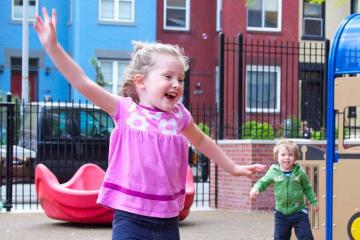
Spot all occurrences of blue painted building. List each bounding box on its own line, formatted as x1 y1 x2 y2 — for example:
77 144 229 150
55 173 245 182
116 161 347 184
0 0 156 101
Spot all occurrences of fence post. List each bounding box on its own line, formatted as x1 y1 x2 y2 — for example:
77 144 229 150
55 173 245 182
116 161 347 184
4 93 14 212
218 32 224 140
237 33 244 139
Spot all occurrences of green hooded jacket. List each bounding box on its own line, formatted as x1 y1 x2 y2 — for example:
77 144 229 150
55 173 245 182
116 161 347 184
252 163 318 215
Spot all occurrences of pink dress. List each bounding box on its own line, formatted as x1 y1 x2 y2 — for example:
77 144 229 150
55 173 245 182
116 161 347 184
97 97 192 218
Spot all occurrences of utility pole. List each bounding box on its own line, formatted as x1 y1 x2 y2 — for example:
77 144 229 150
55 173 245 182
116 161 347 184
22 0 29 102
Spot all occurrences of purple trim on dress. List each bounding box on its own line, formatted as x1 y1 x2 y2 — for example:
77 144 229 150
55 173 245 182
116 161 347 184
104 182 185 201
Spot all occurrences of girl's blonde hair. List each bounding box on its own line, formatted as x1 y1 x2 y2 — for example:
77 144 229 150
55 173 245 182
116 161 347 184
119 41 189 103
273 139 299 161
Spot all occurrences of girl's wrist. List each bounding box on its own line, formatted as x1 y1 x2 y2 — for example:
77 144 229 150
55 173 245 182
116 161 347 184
233 165 247 176
46 42 60 57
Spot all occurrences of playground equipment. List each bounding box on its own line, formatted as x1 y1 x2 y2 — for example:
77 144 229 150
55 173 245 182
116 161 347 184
179 166 195 221
326 13 360 240
35 163 195 224
35 163 113 224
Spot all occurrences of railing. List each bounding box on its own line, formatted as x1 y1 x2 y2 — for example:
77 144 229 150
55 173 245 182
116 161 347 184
218 33 330 140
0 96 212 211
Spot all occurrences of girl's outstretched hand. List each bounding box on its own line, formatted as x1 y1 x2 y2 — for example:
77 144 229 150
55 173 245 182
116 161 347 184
33 7 57 53
233 164 267 178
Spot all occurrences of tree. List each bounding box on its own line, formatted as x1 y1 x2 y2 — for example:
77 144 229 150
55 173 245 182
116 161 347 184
90 57 106 87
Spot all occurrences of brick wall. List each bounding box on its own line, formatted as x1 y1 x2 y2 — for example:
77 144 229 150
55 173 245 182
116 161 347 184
210 140 327 212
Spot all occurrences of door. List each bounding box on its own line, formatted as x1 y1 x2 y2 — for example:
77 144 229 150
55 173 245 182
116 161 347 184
10 70 38 101
301 81 323 129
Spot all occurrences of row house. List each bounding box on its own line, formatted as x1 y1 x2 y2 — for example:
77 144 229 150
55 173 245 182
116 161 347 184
0 0 156 101
217 0 359 137
0 0 359 126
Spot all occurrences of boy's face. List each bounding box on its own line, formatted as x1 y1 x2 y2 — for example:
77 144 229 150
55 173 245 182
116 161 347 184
277 145 296 171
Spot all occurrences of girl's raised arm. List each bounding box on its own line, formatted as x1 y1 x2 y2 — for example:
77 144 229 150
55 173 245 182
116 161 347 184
33 7 118 115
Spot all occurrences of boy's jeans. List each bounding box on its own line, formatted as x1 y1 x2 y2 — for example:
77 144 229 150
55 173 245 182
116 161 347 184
274 209 314 240
112 210 180 240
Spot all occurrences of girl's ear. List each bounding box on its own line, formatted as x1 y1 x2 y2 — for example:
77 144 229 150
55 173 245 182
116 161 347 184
133 74 145 89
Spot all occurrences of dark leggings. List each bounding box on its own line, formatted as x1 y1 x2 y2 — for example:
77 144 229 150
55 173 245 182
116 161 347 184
112 210 180 240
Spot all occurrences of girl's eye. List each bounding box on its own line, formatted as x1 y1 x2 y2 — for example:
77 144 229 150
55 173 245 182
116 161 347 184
178 79 185 84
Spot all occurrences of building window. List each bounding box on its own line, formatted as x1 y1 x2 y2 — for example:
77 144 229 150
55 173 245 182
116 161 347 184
302 0 325 39
164 0 190 31
247 0 281 32
99 60 128 94
12 0 38 21
245 65 281 113
99 0 135 23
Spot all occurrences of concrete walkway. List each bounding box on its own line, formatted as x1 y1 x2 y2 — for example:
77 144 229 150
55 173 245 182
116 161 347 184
0 209 274 240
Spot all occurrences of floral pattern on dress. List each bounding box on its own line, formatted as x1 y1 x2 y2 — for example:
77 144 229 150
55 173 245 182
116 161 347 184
126 112 149 131
158 119 178 135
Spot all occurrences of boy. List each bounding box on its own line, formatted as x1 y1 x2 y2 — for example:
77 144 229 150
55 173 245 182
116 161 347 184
250 139 318 240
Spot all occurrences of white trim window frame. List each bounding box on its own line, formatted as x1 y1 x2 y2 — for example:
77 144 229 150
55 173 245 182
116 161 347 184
302 0 324 39
247 0 282 32
164 0 190 31
12 0 39 21
99 59 129 94
245 65 281 113
216 0 222 31
99 0 135 23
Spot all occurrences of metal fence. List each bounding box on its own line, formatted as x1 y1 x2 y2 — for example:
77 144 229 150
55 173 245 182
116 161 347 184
0 96 211 211
218 33 330 140
4 35 360 212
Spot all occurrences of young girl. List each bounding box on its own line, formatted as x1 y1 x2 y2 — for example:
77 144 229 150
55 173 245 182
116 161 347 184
34 8 266 240
250 140 318 240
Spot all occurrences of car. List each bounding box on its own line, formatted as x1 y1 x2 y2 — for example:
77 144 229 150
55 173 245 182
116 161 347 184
0 103 37 184
0 145 36 184
18 102 114 183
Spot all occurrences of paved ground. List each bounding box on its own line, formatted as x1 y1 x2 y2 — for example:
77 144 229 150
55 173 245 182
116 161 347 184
0 209 274 240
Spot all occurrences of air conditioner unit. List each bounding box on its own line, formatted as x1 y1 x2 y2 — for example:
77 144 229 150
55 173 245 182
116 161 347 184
303 17 323 38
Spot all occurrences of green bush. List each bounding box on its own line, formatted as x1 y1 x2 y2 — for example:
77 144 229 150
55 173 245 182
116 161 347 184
312 129 325 140
241 120 274 139
311 127 350 140
197 122 210 136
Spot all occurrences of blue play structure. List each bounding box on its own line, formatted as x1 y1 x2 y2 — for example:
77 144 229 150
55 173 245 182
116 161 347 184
327 13 360 240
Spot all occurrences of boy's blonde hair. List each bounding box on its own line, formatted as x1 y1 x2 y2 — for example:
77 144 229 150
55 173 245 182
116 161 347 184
273 139 299 161
119 41 189 103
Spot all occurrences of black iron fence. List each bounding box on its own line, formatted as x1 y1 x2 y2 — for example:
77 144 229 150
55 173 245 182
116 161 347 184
3 34 360 212
218 33 330 140
0 96 211 211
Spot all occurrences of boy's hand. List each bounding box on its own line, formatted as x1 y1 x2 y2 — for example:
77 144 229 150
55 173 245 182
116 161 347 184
250 189 259 200
312 205 319 212
33 7 57 53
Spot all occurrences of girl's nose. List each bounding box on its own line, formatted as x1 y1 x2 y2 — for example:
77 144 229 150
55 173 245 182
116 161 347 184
172 79 181 88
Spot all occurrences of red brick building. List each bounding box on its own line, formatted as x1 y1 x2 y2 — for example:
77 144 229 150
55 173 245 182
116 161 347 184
156 0 219 105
